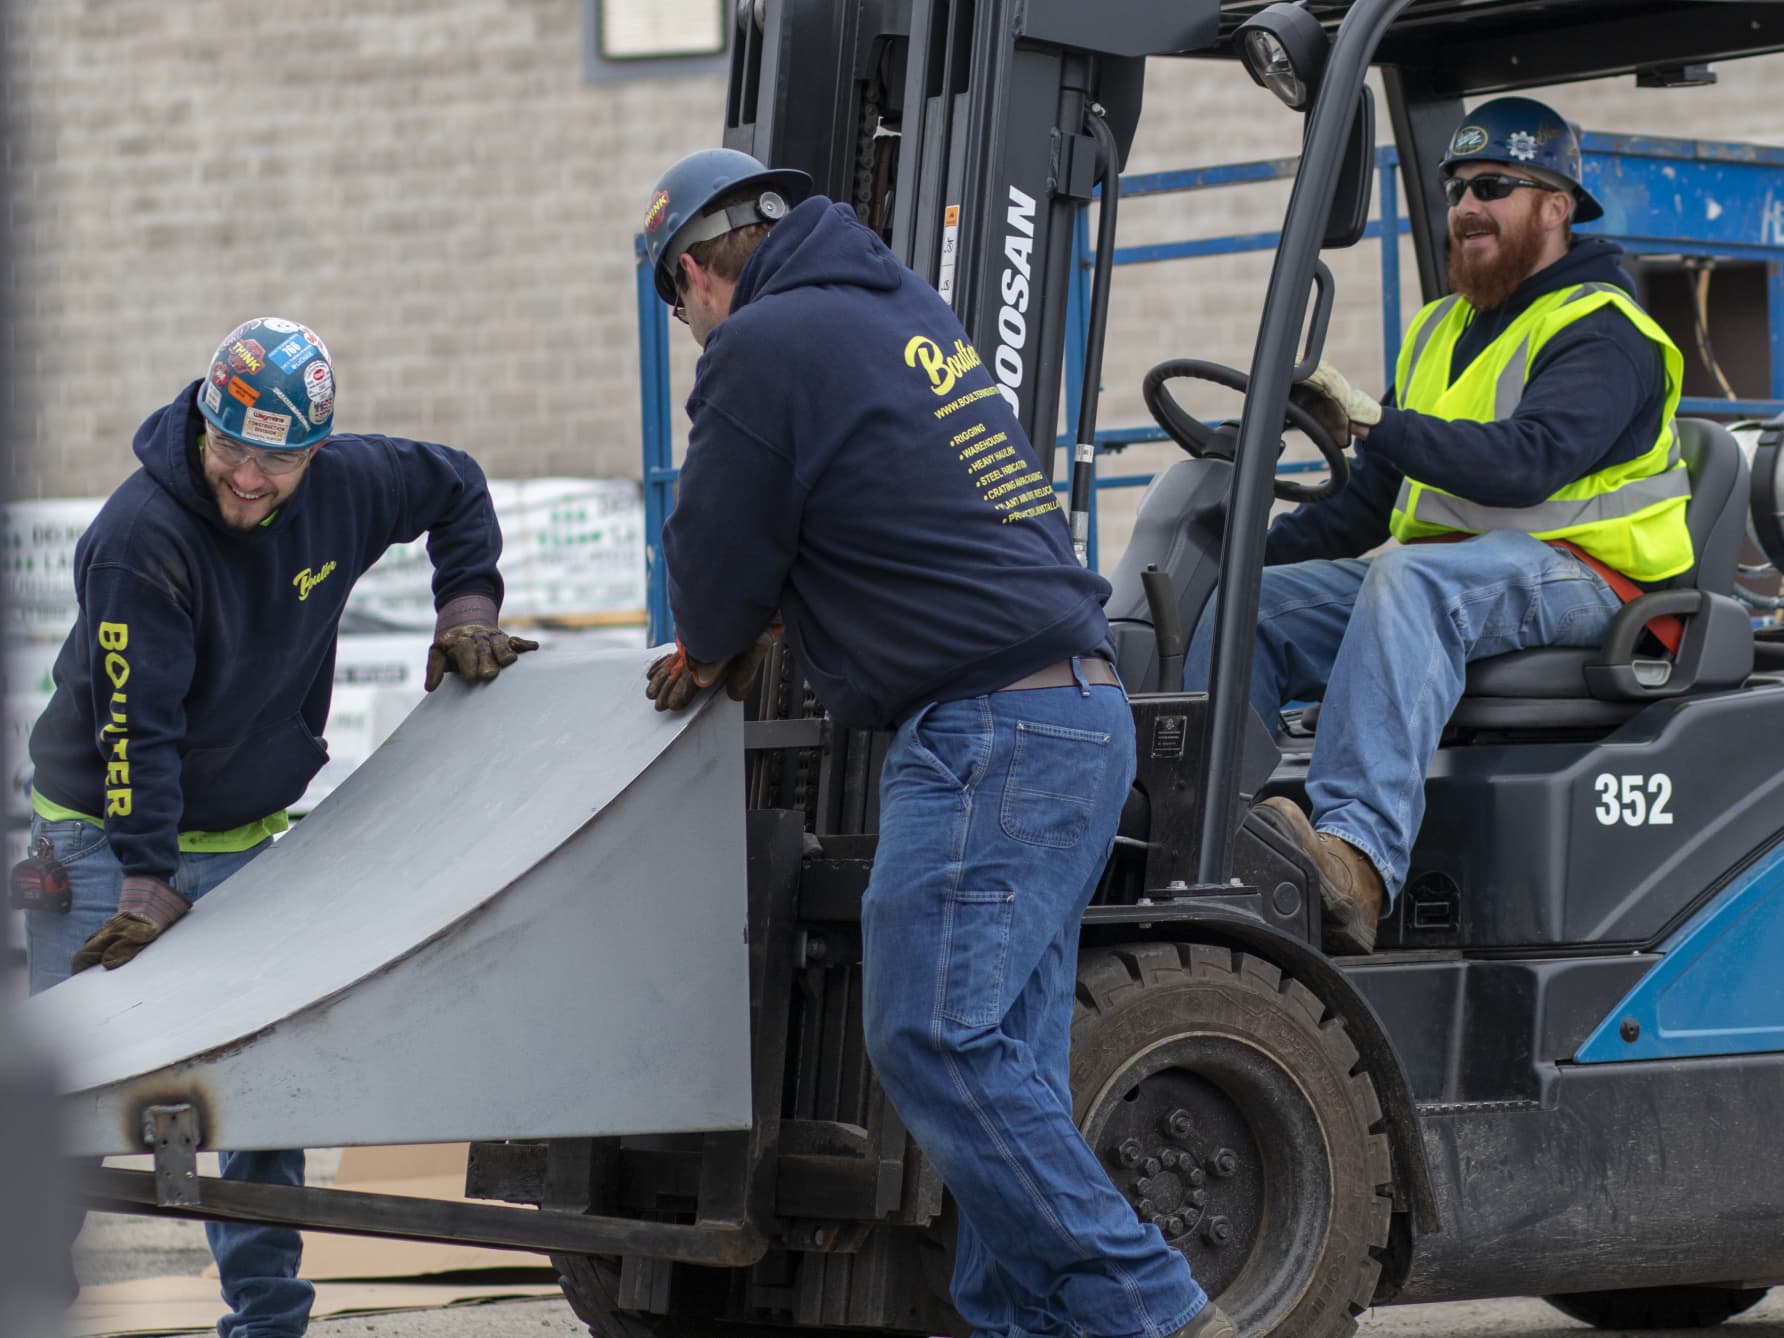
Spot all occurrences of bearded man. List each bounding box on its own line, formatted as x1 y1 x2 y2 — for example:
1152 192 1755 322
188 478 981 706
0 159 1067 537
1182 96 1690 954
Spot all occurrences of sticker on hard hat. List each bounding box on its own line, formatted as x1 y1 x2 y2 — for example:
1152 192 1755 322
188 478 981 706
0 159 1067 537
210 361 230 388
1450 125 1488 156
228 338 266 376
1506 131 1539 162
260 318 301 333
227 376 259 408
644 189 671 233
270 385 310 423
240 408 292 446
304 360 334 424
270 334 319 374
304 361 333 402
202 381 222 415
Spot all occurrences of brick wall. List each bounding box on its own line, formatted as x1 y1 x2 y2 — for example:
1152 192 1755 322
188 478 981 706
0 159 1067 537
4 1 1780 534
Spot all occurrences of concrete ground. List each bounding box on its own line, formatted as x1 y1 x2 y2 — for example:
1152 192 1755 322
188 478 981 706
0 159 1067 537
70 1203 1784 1337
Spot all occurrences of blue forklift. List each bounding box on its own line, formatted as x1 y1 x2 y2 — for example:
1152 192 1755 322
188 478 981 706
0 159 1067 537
542 2 1784 1335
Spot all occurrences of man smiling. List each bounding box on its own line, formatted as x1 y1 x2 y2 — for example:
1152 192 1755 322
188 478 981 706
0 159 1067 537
20 316 536 1337
1184 97 1691 955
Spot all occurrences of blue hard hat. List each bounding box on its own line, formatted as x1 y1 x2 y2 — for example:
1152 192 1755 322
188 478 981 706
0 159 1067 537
1440 96 1603 223
643 148 812 304
197 318 336 449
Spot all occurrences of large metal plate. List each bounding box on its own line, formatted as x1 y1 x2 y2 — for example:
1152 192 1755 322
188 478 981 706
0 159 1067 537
23 647 752 1156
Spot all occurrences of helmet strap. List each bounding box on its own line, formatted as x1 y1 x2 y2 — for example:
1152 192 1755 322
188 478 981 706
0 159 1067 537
667 191 790 272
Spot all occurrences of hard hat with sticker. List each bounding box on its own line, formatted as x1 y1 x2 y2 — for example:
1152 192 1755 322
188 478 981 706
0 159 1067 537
641 148 812 303
1439 96 1603 222
196 317 336 449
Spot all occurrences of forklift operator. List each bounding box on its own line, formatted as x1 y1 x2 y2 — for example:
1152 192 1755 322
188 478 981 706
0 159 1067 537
20 317 536 1337
642 148 1236 1338
1189 97 1690 955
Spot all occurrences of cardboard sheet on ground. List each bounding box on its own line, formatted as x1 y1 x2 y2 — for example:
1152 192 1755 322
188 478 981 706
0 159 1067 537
294 1142 555 1279
69 1144 560 1337
67 1278 562 1338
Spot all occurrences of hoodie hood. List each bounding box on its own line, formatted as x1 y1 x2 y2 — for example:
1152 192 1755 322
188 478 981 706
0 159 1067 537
729 198 902 314
136 380 306 537
1509 235 1635 305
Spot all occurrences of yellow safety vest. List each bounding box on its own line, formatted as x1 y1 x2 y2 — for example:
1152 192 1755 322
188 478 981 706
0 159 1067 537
1387 282 1693 581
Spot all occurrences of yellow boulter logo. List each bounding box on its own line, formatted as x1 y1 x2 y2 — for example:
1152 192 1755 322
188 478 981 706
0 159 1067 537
293 561 337 601
97 621 132 816
905 335 984 397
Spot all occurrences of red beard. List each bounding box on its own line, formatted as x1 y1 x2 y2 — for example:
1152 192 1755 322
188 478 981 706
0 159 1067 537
1446 203 1549 311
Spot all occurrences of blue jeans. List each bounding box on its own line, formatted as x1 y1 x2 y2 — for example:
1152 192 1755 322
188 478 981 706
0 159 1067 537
1184 531 1622 897
861 665 1207 1338
25 815 314 1338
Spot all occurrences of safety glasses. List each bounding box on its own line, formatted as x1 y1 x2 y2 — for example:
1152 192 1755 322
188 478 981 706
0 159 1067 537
1442 173 1560 207
204 430 311 476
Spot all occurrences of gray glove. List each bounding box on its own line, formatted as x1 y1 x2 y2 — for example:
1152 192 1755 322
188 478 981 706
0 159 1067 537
71 875 191 972
426 594 540 692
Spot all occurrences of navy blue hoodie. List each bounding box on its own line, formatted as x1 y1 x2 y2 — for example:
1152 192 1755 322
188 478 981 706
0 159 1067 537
28 383 504 877
1267 237 1669 564
663 198 1110 729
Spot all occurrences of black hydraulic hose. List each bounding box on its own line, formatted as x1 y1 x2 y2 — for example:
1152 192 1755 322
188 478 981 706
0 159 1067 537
1068 106 1121 567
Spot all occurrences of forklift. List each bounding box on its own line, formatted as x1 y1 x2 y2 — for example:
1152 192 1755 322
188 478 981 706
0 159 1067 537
524 3 1784 1336
69 2 1784 1335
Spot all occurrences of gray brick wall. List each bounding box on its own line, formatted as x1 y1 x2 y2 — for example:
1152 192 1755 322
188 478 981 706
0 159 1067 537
4 1 1780 537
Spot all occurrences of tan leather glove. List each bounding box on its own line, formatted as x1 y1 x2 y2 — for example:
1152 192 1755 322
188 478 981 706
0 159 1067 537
71 875 191 972
646 628 779 712
722 627 780 702
425 594 540 692
646 640 729 712
1295 361 1382 439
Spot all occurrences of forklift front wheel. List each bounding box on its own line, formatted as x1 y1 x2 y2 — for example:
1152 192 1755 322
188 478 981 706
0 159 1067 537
1072 942 1392 1338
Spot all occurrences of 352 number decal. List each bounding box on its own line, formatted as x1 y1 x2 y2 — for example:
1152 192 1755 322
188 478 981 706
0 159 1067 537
1593 773 1674 827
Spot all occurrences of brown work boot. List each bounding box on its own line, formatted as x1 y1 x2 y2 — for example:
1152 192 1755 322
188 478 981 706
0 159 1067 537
1257 796 1385 954
1169 1303 1237 1338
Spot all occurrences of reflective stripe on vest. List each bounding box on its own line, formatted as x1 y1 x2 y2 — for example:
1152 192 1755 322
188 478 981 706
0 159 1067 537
1387 280 1693 582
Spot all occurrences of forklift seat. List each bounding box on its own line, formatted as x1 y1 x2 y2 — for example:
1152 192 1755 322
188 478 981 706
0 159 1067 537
1449 418 1756 731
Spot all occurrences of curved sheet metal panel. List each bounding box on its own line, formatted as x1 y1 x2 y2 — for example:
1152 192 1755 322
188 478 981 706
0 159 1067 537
24 646 752 1156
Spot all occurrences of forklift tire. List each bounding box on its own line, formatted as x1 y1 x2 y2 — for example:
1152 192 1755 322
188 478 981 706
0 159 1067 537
1072 943 1393 1338
554 1255 673 1338
1543 1286 1772 1329
553 1253 870 1338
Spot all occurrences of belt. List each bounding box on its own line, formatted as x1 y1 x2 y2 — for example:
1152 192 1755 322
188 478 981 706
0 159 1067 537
996 657 1122 692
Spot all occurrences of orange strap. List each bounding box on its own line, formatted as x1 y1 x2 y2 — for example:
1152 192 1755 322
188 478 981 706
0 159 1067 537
1407 534 1682 654
1544 539 1682 654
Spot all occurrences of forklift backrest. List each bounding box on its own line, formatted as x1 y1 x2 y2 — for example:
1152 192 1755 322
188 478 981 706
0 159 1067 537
1671 417 1747 597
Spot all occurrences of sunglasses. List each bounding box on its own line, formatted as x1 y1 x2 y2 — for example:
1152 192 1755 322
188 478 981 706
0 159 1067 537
205 430 311 476
1443 173 1560 207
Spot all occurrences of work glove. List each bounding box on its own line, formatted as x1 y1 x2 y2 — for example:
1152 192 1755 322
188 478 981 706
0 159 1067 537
645 629 778 712
70 875 191 972
425 594 541 692
1293 360 1383 442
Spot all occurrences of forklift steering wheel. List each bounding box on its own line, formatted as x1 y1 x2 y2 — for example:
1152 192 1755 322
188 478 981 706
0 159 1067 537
1142 358 1351 504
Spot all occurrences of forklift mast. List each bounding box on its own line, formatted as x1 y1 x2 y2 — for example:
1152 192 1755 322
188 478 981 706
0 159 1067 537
720 0 1220 480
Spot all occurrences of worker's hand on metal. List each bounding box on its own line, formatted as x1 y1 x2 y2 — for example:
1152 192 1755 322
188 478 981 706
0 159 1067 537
1294 361 1382 441
424 594 540 692
70 875 192 972
425 623 541 692
646 640 731 712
